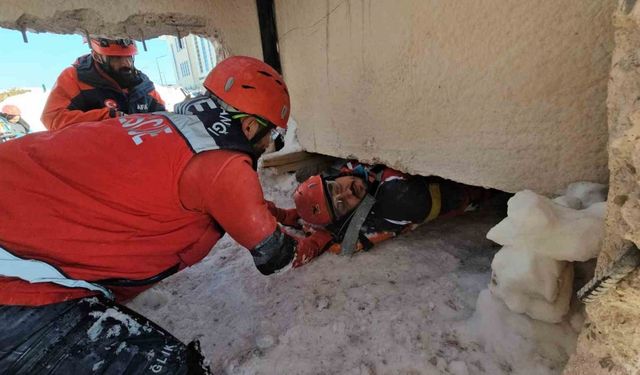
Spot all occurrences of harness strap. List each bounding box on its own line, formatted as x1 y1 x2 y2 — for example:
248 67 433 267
340 194 377 255
0 245 114 300
97 263 179 287
336 168 386 255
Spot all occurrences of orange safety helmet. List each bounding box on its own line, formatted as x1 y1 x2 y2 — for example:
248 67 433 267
1 104 21 116
293 175 334 226
203 56 290 129
90 38 138 57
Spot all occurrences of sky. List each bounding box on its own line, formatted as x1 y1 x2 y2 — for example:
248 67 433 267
0 28 178 91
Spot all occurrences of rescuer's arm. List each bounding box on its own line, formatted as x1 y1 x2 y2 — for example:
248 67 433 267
181 151 334 274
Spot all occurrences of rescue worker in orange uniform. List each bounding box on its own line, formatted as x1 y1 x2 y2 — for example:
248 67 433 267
0 56 331 374
294 161 493 255
41 38 165 130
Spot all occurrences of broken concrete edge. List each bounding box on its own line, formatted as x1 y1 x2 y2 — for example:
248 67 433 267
1 11 207 42
0 1 265 61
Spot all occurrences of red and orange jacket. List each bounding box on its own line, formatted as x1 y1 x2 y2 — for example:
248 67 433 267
0 110 328 306
41 54 165 131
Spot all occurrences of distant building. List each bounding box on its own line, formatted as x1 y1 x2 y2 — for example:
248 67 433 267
166 35 216 91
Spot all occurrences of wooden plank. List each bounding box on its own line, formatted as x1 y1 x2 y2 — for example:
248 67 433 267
262 151 320 168
270 157 327 174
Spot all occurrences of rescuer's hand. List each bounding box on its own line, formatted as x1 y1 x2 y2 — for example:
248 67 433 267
292 228 335 268
280 208 302 229
109 108 126 118
265 201 302 229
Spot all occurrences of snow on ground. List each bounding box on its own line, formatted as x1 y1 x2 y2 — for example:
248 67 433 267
128 171 583 375
0 85 188 132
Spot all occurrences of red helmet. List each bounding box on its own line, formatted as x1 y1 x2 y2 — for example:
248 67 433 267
294 175 334 226
1 104 20 116
204 56 290 129
90 38 137 57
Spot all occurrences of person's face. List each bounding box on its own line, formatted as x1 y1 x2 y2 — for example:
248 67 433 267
326 176 367 219
6 114 20 123
240 116 274 156
107 55 134 74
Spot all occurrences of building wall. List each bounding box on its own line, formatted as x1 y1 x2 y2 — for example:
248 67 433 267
167 34 217 91
276 0 616 194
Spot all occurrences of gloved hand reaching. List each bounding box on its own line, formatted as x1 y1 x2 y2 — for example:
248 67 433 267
279 208 301 228
266 201 302 229
292 228 335 268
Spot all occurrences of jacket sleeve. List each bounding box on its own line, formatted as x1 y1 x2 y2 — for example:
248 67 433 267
265 201 300 227
185 152 333 273
41 68 112 130
148 89 166 112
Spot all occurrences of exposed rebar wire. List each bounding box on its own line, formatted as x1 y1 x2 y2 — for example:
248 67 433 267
578 242 640 304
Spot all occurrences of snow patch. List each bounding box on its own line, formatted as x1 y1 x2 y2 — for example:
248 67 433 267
92 360 105 372
115 341 128 354
87 307 142 342
84 296 100 305
558 181 608 209
105 324 122 338
255 335 276 350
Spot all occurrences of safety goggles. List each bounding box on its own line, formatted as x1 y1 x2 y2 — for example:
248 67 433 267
325 180 350 219
232 113 285 151
97 38 135 48
254 117 286 150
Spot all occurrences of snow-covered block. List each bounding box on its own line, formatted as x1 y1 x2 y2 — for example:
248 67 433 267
552 195 582 209
553 182 607 209
487 190 606 262
563 182 607 209
489 246 574 323
490 246 566 303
